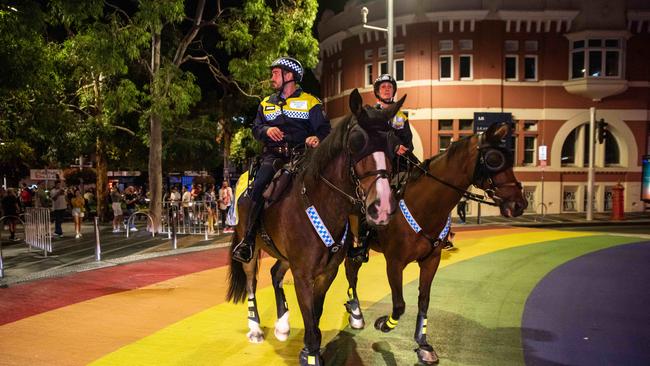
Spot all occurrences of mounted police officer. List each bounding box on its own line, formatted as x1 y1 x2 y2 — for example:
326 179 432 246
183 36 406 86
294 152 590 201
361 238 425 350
348 74 415 262
232 57 331 263
373 74 413 158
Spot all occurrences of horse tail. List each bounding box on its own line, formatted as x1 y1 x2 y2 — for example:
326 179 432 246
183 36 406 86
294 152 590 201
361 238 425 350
227 230 249 304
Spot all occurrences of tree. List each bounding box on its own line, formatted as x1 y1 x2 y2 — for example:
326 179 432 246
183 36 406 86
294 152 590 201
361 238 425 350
135 0 320 231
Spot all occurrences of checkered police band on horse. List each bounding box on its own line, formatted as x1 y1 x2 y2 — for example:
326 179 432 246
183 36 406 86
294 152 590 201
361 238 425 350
227 58 407 365
342 122 528 365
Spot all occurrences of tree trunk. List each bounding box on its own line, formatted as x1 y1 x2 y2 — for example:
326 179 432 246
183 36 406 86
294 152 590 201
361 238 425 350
95 138 109 221
148 31 163 232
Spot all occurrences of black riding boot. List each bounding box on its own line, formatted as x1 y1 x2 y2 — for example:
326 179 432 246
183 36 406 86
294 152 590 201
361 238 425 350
232 200 264 263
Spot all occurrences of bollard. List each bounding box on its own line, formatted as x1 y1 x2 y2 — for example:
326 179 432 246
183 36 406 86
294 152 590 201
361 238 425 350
94 217 101 261
204 222 209 241
171 209 178 250
0 242 4 279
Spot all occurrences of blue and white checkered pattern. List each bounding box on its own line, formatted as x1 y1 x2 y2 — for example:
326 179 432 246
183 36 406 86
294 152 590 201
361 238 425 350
264 110 281 121
306 206 335 247
399 199 422 233
271 57 304 81
438 214 452 240
283 110 309 119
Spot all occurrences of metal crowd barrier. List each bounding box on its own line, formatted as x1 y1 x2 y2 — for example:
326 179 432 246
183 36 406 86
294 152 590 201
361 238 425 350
24 208 52 257
161 200 220 238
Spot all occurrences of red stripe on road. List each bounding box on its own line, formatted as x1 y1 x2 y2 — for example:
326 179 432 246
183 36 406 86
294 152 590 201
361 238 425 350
0 247 231 325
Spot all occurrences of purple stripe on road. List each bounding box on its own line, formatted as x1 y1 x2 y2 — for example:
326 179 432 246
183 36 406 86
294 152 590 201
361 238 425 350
521 241 650 366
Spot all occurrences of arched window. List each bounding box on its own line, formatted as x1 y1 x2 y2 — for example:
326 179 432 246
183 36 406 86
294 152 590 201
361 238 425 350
604 132 620 166
561 128 577 166
560 123 621 167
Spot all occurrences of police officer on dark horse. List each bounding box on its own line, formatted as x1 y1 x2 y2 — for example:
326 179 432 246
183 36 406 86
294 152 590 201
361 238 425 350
232 57 331 263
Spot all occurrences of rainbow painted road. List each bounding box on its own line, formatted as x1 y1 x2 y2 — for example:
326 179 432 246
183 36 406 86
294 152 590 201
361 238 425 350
1 227 648 366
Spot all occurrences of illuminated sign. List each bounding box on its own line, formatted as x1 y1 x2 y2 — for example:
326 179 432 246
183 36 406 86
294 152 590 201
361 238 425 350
642 155 650 202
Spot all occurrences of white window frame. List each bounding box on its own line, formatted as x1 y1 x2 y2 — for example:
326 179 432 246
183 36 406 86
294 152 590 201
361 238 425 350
364 49 373 61
439 40 453 51
505 55 518 81
459 54 473 80
523 135 537 166
459 39 473 51
524 55 538 81
379 60 388 76
569 37 624 80
439 55 453 81
394 58 405 81
394 43 405 54
365 63 373 86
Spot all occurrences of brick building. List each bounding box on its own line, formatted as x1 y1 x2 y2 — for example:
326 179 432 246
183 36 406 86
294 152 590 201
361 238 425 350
317 0 650 216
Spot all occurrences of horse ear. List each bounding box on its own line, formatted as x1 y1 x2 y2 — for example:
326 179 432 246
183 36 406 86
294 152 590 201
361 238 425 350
383 94 407 120
485 122 511 144
349 89 363 116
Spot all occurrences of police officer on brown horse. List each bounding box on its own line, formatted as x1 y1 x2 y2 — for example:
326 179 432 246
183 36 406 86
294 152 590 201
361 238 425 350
232 57 331 263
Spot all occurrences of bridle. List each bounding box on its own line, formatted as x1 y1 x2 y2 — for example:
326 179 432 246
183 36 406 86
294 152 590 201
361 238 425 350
400 133 522 207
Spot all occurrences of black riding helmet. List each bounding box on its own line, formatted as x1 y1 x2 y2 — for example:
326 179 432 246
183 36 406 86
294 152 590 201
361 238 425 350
373 74 397 104
270 57 304 82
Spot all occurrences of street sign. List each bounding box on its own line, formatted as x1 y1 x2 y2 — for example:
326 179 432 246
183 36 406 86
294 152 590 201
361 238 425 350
473 112 514 149
538 145 548 161
30 169 63 180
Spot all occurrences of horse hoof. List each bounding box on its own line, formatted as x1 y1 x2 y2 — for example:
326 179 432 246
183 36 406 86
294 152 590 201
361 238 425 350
246 330 265 344
299 348 323 366
414 344 439 365
374 315 394 333
274 327 290 342
349 314 365 329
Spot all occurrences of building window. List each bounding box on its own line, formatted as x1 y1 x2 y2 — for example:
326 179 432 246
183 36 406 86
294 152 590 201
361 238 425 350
439 55 452 80
439 40 453 51
365 63 373 86
561 128 577 166
604 132 620 166
379 47 387 58
523 187 536 212
563 187 577 212
460 55 473 80
524 121 538 131
380 61 387 75
459 119 473 130
523 136 536 165
364 49 373 61
604 186 613 211
439 135 452 152
524 40 538 52
505 55 517 80
439 119 453 130
570 38 622 79
524 55 537 81
505 40 519 52
459 39 473 51
394 59 404 81
394 44 405 54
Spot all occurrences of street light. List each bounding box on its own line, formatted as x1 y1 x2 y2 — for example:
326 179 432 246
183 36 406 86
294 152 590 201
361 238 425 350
360 1 394 76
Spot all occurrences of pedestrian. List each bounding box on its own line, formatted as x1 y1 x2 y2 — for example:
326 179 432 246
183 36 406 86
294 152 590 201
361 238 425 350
457 196 467 224
124 186 138 231
110 186 123 232
181 186 191 225
49 181 67 238
205 184 217 234
218 180 233 233
1 188 20 241
19 183 33 210
71 189 85 238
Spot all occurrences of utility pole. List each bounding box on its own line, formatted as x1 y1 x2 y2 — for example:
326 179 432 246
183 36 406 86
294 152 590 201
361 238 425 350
586 107 595 221
361 0 394 75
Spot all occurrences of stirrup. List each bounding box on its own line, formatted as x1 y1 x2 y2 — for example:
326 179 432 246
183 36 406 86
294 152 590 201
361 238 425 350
232 239 254 263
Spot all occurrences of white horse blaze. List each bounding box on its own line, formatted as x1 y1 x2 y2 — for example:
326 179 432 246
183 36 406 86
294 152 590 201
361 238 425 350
371 151 392 224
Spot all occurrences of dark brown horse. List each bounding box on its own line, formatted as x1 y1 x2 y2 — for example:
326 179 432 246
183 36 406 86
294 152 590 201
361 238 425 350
344 123 528 365
227 89 405 366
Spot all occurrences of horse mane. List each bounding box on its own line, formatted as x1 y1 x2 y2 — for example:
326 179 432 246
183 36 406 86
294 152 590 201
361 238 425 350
300 114 353 180
410 134 473 180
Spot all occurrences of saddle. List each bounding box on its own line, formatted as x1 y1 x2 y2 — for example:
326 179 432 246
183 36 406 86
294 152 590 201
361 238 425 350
260 151 306 208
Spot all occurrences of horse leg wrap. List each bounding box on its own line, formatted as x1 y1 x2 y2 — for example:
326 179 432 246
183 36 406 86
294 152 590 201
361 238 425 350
413 314 438 364
247 296 260 324
299 347 323 366
344 294 365 329
374 315 398 333
274 287 288 319
414 314 428 345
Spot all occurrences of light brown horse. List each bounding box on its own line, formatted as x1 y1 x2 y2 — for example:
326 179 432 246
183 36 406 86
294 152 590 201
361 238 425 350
344 123 527 365
227 89 405 366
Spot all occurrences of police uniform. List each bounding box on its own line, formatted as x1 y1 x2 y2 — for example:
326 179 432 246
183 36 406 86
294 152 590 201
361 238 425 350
375 104 413 152
249 88 330 202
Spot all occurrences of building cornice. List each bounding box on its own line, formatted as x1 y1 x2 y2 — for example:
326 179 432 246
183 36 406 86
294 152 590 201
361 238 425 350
496 10 579 33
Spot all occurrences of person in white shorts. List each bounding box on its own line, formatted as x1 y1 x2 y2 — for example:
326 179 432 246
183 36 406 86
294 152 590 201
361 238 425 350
71 189 86 238
110 186 123 232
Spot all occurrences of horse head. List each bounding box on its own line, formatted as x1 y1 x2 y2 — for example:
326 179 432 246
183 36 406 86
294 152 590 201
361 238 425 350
346 89 406 226
473 123 528 217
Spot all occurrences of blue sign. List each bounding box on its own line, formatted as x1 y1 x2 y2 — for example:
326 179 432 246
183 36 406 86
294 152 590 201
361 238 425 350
642 155 650 202
473 112 514 149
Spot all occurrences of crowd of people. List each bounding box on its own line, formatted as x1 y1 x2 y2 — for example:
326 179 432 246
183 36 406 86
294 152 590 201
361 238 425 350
163 181 234 234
